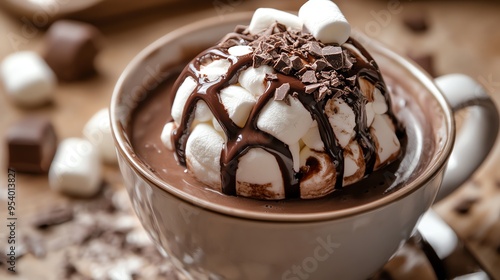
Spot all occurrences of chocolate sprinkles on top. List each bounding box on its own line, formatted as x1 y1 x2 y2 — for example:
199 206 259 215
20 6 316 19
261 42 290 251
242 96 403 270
169 22 402 200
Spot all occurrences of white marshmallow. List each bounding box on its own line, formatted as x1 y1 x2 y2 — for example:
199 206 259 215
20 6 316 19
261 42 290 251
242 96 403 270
301 122 325 151
257 96 313 145
236 148 284 199
343 141 365 185
171 76 197 125
199 59 231 82
365 102 375 127
0 51 56 107
289 142 301 172
49 138 101 198
83 108 116 164
371 114 400 166
299 0 351 44
185 123 224 190
326 97 356 148
228 46 253 56
299 147 336 199
238 65 274 97
248 8 303 34
160 122 176 151
194 100 212 122
220 85 256 127
373 88 388 115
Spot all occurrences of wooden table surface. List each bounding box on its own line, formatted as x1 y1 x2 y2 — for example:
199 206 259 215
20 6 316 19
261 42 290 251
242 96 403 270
0 0 499 279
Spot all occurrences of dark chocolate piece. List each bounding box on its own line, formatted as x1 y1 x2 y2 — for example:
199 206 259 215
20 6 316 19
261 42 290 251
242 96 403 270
265 73 278 81
322 46 343 70
274 83 291 101
7 116 58 173
32 205 74 229
306 41 323 57
43 20 102 81
453 198 479 215
302 70 317 84
290 55 304 70
403 13 429 33
408 53 436 77
305 83 321 94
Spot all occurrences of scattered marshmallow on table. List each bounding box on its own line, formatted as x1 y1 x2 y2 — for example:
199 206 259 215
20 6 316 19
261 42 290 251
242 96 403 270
0 51 56 107
49 138 102 198
299 0 351 44
248 8 303 34
83 108 117 164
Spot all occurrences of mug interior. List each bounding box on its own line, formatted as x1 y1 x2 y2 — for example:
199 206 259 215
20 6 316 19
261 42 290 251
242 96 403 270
110 12 454 222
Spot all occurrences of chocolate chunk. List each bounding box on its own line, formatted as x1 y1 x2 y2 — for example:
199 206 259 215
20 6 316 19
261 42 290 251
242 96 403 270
306 41 323 57
44 20 102 81
253 53 272 68
305 83 322 94
274 83 291 102
331 77 341 87
7 116 58 173
453 198 479 215
32 205 74 229
290 55 304 70
312 59 328 71
346 76 357 85
403 13 429 33
407 53 436 77
302 70 318 84
265 73 278 81
318 86 331 100
274 53 292 73
343 50 354 70
322 46 344 70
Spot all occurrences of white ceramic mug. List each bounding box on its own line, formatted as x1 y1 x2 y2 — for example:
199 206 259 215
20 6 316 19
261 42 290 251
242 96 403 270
110 13 499 280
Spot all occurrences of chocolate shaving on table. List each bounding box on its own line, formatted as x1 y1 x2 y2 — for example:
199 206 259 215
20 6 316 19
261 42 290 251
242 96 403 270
453 198 479 215
32 205 74 229
403 13 429 33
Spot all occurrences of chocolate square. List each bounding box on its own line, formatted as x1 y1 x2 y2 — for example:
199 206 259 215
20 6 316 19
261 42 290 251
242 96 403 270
43 20 102 81
7 117 58 173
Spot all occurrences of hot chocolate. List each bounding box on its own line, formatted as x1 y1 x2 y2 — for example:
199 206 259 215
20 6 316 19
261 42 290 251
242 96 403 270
128 65 429 215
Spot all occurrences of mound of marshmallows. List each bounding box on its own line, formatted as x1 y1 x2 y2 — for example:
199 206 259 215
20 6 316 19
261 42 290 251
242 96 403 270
162 0 402 199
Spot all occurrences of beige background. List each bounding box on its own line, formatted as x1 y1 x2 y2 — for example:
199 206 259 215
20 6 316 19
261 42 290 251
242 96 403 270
0 0 499 279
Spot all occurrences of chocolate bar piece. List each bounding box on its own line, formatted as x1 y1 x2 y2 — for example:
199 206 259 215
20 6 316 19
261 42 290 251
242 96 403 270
43 20 102 81
7 116 58 173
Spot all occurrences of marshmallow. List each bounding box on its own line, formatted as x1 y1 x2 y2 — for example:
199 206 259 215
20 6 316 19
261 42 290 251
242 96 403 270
228 46 253 56
171 76 197 124
290 142 301 172
326 97 356 148
371 114 400 167
49 138 101 198
220 85 256 127
185 123 224 191
257 96 313 145
301 122 325 152
299 147 336 199
83 108 116 164
299 0 351 44
236 148 285 199
373 88 388 115
343 141 365 185
365 102 375 127
0 51 56 107
160 122 176 151
238 65 274 97
199 59 231 82
248 8 303 34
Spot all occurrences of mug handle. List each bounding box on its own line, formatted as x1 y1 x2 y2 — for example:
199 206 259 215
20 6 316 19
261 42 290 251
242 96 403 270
434 74 499 201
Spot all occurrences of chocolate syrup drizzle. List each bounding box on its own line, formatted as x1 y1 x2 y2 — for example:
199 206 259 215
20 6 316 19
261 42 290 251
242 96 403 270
171 30 392 199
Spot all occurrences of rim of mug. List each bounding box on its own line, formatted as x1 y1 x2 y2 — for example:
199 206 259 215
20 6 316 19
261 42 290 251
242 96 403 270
110 12 455 223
